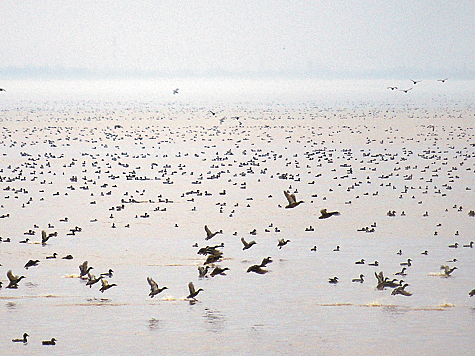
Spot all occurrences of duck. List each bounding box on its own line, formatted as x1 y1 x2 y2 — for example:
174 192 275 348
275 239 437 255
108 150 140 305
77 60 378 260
187 282 203 299
204 225 222 240
41 230 50 245
310 245 317 251
147 277 168 298
6 270 26 289
391 283 412 296
42 338 56 345
469 288 475 297
198 266 209 278
241 237 256 250
328 276 339 284
86 274 103 288
283 190 303 209
62 254 74 260
79 261 93 278
318 208 340 219
463 241 474 248
421 250 428 255
368 261 379 266
400 258 412 266
440 265 457 276
333 246 340 252
247 264 268 274
354 259 365 265
352 274 364 283
99 279 117 293
100 269 114 278
12 333 29 343
210 266 229 277
448 242 459 248
24 259 40 269
395 267 407 276
46 253 57 259
277 238 290 249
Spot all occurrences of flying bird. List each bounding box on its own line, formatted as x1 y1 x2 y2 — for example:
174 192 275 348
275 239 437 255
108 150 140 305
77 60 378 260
440 265 457 276
241 237 256 250
437 78 448 83
204 225 222 240
410 79 421 85
147 277 168 298
24 259 40 269
283 190 303 208
319 208 340 219
277 238 290 249
99 279 117 293
400 88 413 93
79 261 93 278
173 88 179 94
187 282 203 299
6 270 26 289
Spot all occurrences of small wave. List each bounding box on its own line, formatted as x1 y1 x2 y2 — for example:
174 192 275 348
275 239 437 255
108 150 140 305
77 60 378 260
63 274 80 278
320 302 353 307
162 296 176 301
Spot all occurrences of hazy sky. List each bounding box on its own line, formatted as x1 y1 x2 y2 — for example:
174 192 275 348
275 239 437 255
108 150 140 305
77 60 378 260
2 0 475 78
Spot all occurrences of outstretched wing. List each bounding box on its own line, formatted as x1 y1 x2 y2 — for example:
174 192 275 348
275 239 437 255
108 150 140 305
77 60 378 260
7 270 15 282
147 277 158 292
204 225 211 237
241 237 247 247
188 282 196 295
283 190 295 204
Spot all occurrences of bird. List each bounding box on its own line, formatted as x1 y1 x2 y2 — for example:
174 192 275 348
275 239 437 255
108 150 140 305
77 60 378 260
0 88 5 91
204 250 223 265
395 267 407 276
204 225 222 240
328 276 339 284
440 265 457 276
241 237 256 250
198 266 209 278
210 266 229 277
187 282 203 299
247 264 268 274
79 261 93 278
463 241 474 248
387 86 398 90
391 284 412 296
24 259 40 269
437 78 448 83
147 277 168 298
42 338 56 345
318 208 340 219
86 274 103 288
400 258 412 266
333 245 340 252
410 79 421 85
100 269 114 278
469 288 475 297
260 256 273 267
46 253 57 259
400 88 413 93
368 261 379 266
41 230 50 245
352 274 364 283
310 245 317 251
277 238 290 249
62 254 73 260
448 242 459 248
374 271 386 290
99 279 117 293
7 270 26 288
12 333 29 343
173 88 179 94
355 258 365 265
283 190 303 208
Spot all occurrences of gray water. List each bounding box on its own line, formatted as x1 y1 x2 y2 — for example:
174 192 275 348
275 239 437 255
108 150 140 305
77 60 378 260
1 78 474 355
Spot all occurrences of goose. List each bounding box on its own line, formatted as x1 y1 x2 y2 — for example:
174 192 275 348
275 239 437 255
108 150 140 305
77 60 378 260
42 338 56 345
463 241 473 248
62 254 74 260
99 279 117 293
469 288 475 297
6 270 26 288
204 251 223 265
440 265 457 276
247 264 268 274
277 238 290 249
12 333 29 343
448 242 459 248
283 190 303 208
333 245 340 251
241 237 256 250
187 282 203 299
319 208 340 219
352 274 364 283
79 261 93 278
395 267 407 276
368 261 379 266
204 225 222 240
147 277 168 298
374 271 386 290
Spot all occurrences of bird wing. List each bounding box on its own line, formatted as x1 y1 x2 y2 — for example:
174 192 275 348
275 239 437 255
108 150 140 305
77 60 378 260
42 230 48 242
204 225 211 236
283 190 295 204
7 270 16 282
188 282 196 294
79 261 88 273
147 277 158 291
241 237 247 247
101 279 109 287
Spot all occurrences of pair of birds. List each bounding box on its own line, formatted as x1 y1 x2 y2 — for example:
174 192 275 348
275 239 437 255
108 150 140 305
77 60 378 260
147 278 203 300
12 333 56 345
283 190 339 218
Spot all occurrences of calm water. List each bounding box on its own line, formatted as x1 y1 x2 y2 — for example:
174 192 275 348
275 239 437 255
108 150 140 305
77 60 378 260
1 79 475 355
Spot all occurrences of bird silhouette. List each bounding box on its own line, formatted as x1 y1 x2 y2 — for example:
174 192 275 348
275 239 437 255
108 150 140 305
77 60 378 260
99 279 117 293
204 225 222 240
187 282 203 299
241 237 256 250
283 190 303 208
147 277 168 298
318 208 340 219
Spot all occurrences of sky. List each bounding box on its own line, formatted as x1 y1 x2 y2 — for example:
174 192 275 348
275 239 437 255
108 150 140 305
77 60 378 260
1 0 475 79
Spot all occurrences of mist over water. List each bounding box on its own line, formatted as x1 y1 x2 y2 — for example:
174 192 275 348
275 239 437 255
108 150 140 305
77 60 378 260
1 78 474 355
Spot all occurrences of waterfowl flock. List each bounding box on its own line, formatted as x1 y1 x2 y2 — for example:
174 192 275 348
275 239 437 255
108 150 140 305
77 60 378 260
1 86 474 354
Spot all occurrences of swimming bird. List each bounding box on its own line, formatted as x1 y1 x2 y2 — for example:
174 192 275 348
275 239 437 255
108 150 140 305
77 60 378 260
368 261 379 266
395 267 407 276
318 208 340 219
463 241 473 248
310 245 317 251
247 264 268 274
86 274 103 288
42 338 56 345
421 250 428 255
448 242 459 248
99 279 117 293
46 253 57 259
147 277 168 298
100 269 114 278
355 259 365 265
440 265 457 276
24 259 40 269
283 190 303 208
187 282 203 299
62 254 73 260
352 274 364 283
12 333 29 343
277 238 290 249
79 261 93 278
241 237 256 250
333 245 340 251
400 258 412 266
204 225 222 240
328 276 339 284
210 266 229 277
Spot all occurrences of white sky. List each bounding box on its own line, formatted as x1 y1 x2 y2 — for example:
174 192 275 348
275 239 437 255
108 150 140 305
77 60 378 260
2 0 475 77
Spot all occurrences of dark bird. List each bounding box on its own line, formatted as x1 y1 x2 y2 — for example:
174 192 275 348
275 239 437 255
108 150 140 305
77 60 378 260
260 256 273 267
463 241 474 248
387 86 398 90
46 253 57 259
204 225 222 240
147 277 168 298
328 276 339 284
284 190 303 208
352 274 364 283
210 266 229 277
86 274 103 288
62 254 74 260
209 110 216 116
355 259 365 265
241 237 256 250
437 78 448 83
440 265 457 276
448 242 459 248
173 88 179 94
374 271 386 290
24 259 40 269
368 261 379 266
12 333 29 343
247 264 268 274
187 281 203 299
204 250 223 265
6 270 26 288
42 338 56 346
100 269 114 278
41 230 50 245
318 208 340 219
400 258 412 266
277 238 290 249
400 88 413 93
99 279 117 293
395 267 407 276
410 79 421 85
79 261 93 278
198 266 209 278
391 283 412 296
0 88 5 91
469 288 475 297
